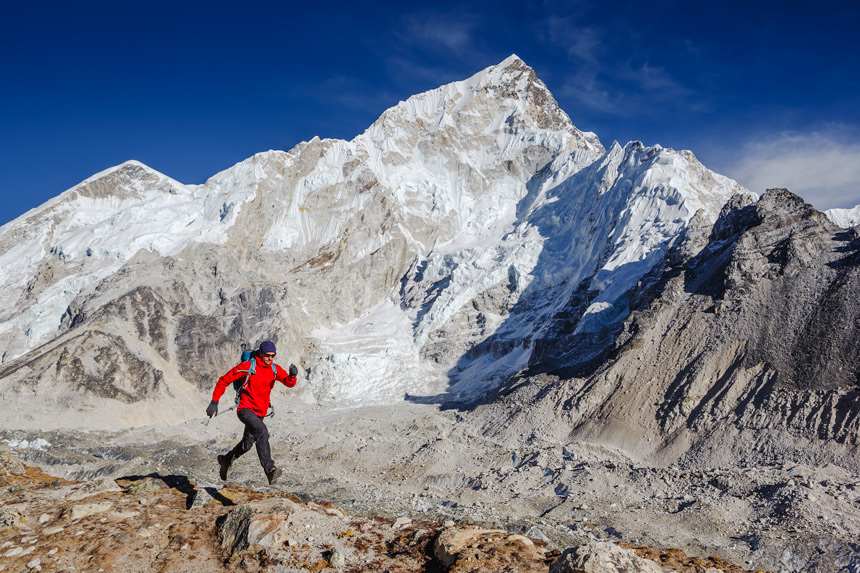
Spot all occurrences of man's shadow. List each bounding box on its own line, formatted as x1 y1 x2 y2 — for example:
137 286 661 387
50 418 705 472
119 473 236 509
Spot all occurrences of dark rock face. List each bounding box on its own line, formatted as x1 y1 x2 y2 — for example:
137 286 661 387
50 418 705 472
479 189 860 470
0 329 164 403
712 189 860 393
92 286 171 362
174 314 234 391
63 280 236 393
217 504 254 555
500 189 860 469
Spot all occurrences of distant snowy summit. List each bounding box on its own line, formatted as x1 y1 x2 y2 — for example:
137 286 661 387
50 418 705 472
825 205 860 228
0 55 854 429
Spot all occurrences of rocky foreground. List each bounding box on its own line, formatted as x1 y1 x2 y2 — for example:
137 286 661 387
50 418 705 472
0 445 755 573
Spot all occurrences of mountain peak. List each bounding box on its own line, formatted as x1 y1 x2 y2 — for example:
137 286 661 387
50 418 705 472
479 53 533 84
825 204 860 228
2 55 742 401
499 53 525 67
361 56 602 155
72 160 187 201
78 159 159 185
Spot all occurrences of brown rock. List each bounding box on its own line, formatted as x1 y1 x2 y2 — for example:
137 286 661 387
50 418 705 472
0 444 25 475
217 498 301 555
433 525 548 572
66 501 113 521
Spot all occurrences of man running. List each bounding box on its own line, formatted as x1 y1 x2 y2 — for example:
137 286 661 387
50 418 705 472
206 340 298 484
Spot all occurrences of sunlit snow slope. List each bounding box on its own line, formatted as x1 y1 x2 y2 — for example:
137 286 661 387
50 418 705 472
825 205 860 228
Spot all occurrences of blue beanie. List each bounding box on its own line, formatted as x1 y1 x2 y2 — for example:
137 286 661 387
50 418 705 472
259 340 276 354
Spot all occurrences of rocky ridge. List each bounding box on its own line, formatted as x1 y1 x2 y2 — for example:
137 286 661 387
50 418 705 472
0 445 753 572
4 388 860 572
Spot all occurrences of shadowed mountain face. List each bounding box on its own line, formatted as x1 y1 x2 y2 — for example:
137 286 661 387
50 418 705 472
480 188 860 470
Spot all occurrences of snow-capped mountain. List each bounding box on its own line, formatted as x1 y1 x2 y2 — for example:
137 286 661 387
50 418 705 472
0 161 246 355
0 55 758 427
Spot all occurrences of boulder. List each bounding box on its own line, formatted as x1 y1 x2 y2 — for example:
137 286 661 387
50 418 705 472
66 501 113 521
218 499 300 555
125 477 166 494
433 525 546 572
550 542 668 573
68 476 122 500
188 487 220 509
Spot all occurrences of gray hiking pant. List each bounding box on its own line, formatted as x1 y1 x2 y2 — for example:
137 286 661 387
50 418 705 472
225 409 274 473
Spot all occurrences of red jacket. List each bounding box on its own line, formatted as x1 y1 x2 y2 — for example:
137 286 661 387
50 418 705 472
212 356 296 417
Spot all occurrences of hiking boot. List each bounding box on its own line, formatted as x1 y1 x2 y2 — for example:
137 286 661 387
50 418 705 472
266 466 282 485
217 454 231 481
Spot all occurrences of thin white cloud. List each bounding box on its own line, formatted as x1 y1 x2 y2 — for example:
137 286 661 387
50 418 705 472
620 62 689 98
559 70 619 114
279 75 394 116
385 55 464 87
558 61 689 117
377 10 491 90
727 131 860 210
397 12 480 55
544 16 600 63
538 15 691 116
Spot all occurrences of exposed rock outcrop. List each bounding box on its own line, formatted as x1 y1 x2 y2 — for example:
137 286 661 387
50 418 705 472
2 451 751 573
550 542 669 573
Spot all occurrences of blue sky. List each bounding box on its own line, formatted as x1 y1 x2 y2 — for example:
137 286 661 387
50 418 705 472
2 0 858 226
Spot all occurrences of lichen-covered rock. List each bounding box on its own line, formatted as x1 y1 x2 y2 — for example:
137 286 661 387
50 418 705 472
68 476 122 500
433 525 548 572
0 444 25 475
0 509 23 530
125 477 165 494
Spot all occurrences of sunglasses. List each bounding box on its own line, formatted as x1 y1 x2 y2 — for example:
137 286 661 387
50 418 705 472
261 353 276 358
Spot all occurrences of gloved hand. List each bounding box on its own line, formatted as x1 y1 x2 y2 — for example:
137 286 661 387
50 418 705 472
206 400 218 418
288 364 298 378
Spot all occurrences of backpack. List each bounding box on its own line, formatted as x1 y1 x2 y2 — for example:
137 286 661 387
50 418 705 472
232 344 276 416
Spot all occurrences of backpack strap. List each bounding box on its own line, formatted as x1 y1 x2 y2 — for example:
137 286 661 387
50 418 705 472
234 357 277 412
234 357 257 406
